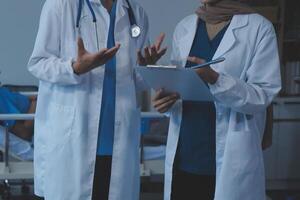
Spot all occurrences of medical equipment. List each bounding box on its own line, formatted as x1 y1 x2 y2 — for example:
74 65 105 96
0 110 165 176
140 112 167 177
0 88 36 199
76 0 141 50
0 114 34 200
140 112 167 199
0 114 34 179
0 111 166 198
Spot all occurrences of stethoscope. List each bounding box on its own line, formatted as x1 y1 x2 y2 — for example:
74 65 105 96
76 0 141 50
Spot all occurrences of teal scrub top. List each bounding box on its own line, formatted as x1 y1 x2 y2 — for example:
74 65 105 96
97 2 117 156
176 19 229 175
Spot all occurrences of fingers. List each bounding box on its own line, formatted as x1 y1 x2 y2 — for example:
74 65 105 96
144 47 152 63
153 93 179 110
156 99 177 113
140 32 166 65
96 43 120 55
143 45 167 65
157 47 167 59
144 47 151 58
96 44 120 60
153 89 164 101
137 50 146 65
150 46 158 59
104 44 121 56
155 33 166 50
188 56 206 65
102 49 119 61
77 37 86 56
115 43 121 49
137 32 167 66
153 92 179 113
95 48 108 57
93 44 120 65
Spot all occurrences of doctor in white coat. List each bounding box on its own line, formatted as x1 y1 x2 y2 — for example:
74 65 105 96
153 0 282 200
28 0 166 199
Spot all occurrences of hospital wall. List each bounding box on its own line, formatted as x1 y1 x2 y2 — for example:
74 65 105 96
0 0 44 86
0 0 198 86
138 0 199 65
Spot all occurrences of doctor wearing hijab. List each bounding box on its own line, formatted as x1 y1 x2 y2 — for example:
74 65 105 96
28 0 166 199
153 0 281 200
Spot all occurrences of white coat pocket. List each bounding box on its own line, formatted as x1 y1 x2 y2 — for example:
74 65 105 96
225 131 261 175
46 103 76 152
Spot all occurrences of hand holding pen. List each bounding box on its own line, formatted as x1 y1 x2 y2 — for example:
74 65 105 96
188 57 225 84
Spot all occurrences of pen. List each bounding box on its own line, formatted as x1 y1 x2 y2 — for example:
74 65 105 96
191 57 225 69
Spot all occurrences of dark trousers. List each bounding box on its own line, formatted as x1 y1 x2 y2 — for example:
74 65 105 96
34 196 44 200
92 156 112 200
171 169 216 200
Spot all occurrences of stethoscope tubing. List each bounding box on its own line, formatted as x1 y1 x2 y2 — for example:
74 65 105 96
76 0 139 51
76 0 138 30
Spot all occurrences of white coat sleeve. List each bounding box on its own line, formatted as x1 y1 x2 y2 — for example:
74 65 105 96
209 24 282 114
27 0 83 85
135 9 151 92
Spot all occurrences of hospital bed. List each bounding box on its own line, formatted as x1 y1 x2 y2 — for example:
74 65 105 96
0 85 168 198
0 91 36 178
140 112 168 177
139 112 168 198
0 113 35 179
0 90 36 199
0 105 167 198
0 112 168 179
0 110 167 171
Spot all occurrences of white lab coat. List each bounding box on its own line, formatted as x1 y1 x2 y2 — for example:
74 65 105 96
28 0 149 199
164 14 281 200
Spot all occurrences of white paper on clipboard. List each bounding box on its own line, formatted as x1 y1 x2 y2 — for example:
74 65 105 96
135 66 214 102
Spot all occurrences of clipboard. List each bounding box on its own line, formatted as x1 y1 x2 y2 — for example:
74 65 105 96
135 66 214 102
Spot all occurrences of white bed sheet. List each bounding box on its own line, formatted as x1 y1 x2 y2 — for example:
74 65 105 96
0 126 33 161
143 145 166 161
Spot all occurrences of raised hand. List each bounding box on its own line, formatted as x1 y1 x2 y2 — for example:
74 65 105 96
138 33 167 66
72 38 121 75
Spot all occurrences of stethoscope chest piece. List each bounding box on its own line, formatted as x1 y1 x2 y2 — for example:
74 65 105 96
131 25 141 38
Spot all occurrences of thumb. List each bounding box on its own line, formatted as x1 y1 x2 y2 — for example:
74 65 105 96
77 37 86 56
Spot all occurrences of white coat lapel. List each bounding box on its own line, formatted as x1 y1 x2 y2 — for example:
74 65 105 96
115 0 129 35
213 15 249 59
178 15 198 68
89 0 129 35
